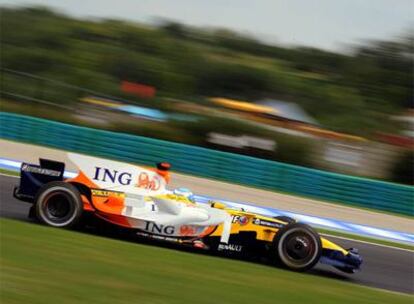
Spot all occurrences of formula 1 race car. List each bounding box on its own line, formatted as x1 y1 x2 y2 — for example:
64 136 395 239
13 154 362 273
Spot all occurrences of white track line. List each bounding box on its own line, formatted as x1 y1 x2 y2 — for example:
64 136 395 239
321 233 414 252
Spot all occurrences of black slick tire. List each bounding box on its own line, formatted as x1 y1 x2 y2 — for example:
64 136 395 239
35 181 83 228
272 223 322 271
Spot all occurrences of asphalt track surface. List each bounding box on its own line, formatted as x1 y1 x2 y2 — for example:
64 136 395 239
0 175 413 294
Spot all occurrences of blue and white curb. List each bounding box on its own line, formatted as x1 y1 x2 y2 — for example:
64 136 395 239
194 195 414 244
1 157 413 244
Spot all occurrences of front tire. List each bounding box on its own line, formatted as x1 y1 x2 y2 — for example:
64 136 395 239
35 181 83 228
272 223 322 271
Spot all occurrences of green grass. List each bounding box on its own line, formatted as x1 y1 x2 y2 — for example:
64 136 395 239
0 218 412 304
0 168 18 176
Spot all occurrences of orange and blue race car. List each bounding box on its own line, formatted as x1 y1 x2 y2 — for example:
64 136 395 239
13 153 362 273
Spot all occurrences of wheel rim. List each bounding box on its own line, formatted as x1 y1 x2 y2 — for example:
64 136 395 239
283 232 314 261
278 228 319 268
41 192 76 225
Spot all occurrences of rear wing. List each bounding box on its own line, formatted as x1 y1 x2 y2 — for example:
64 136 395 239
14 159 65 202
67 153 170 195
13 153 171 202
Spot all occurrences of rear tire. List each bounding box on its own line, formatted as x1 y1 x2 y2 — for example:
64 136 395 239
272 223 322 271
35 181 83 228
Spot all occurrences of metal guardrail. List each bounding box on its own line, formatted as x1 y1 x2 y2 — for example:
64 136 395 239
1 112 413 216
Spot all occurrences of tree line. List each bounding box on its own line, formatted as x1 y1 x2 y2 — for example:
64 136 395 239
1 6 412 136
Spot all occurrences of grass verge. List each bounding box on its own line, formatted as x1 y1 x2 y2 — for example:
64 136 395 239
0 168 18 176
0 218 412 304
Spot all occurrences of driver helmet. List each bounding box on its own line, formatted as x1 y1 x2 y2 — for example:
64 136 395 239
173 188 195 202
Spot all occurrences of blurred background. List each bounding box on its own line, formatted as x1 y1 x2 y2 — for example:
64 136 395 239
0 0 413 184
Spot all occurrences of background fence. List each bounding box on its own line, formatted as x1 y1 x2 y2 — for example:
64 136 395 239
1 112 413 216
